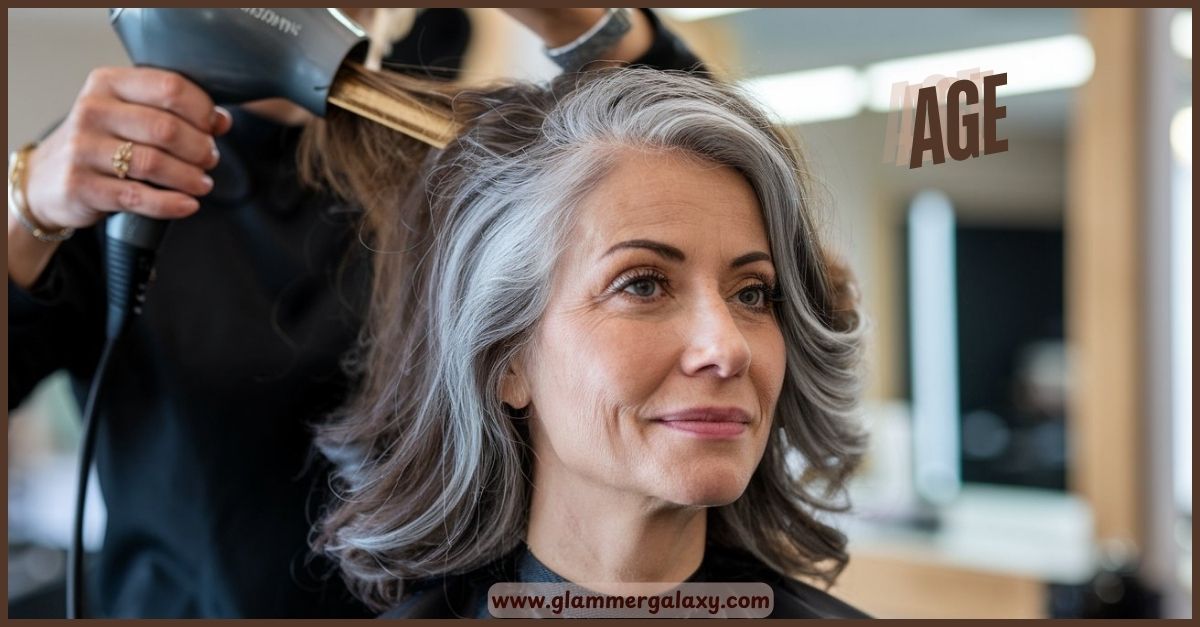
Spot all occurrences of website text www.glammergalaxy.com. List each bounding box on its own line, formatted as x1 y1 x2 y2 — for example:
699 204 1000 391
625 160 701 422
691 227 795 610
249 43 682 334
487 582 774 618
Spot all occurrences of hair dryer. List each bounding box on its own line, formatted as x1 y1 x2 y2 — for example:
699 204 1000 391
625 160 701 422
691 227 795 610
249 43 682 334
105 6 369 271
101 7 370 332
109 8 369 117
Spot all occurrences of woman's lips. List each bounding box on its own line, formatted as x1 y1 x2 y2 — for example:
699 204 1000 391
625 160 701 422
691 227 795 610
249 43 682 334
654 407 751 439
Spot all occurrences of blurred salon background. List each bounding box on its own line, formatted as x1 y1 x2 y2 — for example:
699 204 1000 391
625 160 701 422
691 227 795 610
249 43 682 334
7 8 1191 618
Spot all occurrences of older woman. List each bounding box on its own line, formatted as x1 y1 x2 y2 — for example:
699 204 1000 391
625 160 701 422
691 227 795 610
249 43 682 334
301 67 868 618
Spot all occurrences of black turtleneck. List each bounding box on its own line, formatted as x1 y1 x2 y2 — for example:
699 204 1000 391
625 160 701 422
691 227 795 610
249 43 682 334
383 542 870 619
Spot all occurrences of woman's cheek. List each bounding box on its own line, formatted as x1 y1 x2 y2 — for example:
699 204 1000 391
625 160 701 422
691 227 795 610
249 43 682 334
586 318 675 405
753 324 787 436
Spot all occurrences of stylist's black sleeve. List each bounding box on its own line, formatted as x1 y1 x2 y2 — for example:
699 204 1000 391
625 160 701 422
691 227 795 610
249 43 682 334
8 226 106 411
628 9 708 74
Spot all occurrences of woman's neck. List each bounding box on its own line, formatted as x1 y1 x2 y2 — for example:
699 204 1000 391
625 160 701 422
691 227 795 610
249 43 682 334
525 455 707 589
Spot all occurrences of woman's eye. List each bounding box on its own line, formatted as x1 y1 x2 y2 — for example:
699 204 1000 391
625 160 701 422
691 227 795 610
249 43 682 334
623 278 660 298
736 285 771 309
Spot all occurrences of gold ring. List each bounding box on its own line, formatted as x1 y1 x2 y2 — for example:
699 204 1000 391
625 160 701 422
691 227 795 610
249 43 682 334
112 141 133 179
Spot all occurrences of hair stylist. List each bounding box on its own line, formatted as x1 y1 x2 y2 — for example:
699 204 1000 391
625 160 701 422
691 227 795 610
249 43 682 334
7 8 703 617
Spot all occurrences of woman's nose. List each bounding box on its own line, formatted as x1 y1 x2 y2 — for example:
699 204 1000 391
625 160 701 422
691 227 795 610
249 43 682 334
678 294 753 379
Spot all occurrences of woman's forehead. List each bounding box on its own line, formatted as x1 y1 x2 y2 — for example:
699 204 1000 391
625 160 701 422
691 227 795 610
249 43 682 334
570 151 770 257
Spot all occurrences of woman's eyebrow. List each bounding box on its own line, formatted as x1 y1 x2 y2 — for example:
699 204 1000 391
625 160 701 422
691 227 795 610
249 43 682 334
730 251 772 268
602 239 685 262
601 239 772 269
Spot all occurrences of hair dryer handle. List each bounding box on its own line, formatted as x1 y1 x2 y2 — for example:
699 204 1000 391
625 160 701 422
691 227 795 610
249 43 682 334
104 213 169 339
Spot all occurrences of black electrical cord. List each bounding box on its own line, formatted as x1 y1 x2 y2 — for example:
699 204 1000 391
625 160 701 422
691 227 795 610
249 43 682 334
66 334 117 619
67 215 170 619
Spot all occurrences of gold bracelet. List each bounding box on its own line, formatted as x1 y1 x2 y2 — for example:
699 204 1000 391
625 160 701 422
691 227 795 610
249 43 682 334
8 142 74 243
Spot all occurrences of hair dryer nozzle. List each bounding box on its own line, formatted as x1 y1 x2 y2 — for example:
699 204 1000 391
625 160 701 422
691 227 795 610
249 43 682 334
109 8 369 117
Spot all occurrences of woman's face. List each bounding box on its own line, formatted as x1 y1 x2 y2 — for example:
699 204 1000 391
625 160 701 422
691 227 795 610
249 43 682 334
510 150 786 508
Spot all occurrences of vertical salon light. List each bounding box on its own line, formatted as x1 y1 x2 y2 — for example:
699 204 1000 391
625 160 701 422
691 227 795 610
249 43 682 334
908 190 961 506
1170 105 1191 515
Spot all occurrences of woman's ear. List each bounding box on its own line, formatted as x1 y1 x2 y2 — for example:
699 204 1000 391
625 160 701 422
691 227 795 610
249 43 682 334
499 357 532 412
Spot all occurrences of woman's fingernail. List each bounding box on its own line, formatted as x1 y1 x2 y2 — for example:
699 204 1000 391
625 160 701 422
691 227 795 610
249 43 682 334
201 174 213 190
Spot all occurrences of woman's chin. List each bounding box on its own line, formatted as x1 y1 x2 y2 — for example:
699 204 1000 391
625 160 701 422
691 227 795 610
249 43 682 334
656 464 754 507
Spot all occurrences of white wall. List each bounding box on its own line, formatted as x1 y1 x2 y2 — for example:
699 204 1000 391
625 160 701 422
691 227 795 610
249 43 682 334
8 9 129 150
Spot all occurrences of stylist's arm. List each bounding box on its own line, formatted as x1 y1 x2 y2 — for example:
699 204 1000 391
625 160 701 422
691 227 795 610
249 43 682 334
8 67 232 289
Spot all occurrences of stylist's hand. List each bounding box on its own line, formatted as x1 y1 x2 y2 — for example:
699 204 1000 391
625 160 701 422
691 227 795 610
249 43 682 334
24 66 232 232
8 67 232 289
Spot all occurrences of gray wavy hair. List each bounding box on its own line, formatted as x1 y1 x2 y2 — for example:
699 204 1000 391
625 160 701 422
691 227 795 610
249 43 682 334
299 66 867 612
